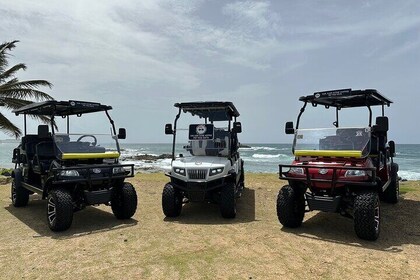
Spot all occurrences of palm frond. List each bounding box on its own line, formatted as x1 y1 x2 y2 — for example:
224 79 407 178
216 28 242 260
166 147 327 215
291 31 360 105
0 40 55 137
0 112 21 138
0 40 19 71
0 86 54 101
0 98 57 131
0 97 32 110
0 79 53 90
0 63 26 82
0 40 19 54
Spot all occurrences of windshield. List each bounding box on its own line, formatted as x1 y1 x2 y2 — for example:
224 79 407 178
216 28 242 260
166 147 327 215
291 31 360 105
54 133 119 158
180 127 231 157
294 127 371 158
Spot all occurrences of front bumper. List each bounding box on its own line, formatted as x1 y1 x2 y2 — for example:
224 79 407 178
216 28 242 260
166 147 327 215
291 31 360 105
165 173 232 202
51 164 135 188
279 164 377 190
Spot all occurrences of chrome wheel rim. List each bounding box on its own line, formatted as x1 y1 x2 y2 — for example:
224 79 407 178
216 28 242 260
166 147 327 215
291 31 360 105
47 197 56 225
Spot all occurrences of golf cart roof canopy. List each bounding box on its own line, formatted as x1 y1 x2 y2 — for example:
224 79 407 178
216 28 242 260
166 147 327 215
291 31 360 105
13 100 112 116
299 89 392 108
174 101 240 121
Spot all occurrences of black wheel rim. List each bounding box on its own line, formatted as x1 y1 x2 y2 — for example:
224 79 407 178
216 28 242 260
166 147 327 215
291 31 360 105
11 182 16 203
47 197 56 226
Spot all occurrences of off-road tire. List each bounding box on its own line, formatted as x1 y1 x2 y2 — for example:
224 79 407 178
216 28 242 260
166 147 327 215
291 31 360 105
47 189 74 231
220 182 236 218
276 185 305 228
383 163 399 204
162 183 182 217
354 192 380 241
11 169 29 207
111 182 138 219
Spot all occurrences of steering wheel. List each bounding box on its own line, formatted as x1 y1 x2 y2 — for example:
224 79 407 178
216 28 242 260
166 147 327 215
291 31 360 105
76 135 97 146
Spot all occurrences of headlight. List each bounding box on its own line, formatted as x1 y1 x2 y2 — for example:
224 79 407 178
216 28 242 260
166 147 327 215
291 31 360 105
59 170 80 177
289 167 304 175
173 167 186 176
113 167 126 174
345 170 366 177
209 167 224 176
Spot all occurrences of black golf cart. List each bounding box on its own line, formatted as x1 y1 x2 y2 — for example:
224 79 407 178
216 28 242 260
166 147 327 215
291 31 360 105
11 100 137 231
278 89 398 240
163 101 244 218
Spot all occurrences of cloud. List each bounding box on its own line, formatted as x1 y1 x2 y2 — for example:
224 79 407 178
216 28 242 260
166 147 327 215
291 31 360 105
222 0 281 33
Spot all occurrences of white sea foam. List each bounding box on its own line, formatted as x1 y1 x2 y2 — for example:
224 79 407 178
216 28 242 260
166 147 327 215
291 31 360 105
252 154 281 159
240 146 280 151
398 171 420 181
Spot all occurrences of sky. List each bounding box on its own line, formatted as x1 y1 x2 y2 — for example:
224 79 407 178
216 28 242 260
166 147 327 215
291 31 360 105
0 0 419 143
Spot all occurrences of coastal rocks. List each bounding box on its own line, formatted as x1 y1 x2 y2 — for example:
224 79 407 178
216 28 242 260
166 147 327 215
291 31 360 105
122 154 172 162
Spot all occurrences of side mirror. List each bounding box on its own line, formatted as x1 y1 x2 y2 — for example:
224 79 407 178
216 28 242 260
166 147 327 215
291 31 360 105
117 128 126 139
375 116 389 133
233 122 242 133
388 140 396 157
165 123 173 135
12 148 20 163
285 122 295 134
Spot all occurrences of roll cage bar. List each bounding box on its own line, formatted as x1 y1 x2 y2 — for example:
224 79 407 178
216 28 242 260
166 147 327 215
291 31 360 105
295 89 393 129
169 102 241 161
13 100 118 137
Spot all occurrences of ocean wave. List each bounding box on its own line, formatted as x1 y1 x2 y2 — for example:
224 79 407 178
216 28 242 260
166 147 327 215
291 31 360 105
240 146 281 151
252 153 288 159
398 170 420 181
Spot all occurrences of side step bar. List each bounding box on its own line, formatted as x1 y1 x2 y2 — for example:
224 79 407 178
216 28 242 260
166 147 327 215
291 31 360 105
22 182 43 195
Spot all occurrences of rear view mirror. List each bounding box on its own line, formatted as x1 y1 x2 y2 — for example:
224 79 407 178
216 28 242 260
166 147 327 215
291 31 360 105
233 122 242 133
375 117 389 133
117 128 126 139
285 122 295 134
165 124 173 135
388 140 396 157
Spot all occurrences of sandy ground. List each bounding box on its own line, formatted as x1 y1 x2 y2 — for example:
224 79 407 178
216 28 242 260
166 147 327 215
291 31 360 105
0 174 419 280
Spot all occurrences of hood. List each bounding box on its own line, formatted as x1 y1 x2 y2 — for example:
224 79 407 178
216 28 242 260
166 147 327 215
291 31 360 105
173 156 228 168
295 157 370 168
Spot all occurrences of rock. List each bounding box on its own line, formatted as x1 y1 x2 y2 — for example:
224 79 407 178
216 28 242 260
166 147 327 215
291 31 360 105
124 154 172 161
0 175 12 185
239 144 251 148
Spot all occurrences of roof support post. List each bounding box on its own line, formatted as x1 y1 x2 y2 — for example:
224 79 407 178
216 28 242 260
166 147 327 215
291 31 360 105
172 108 182 161
296 102 307 129
333 108 339 128
368 106 372 126
66 116 70 134
24 114 27 136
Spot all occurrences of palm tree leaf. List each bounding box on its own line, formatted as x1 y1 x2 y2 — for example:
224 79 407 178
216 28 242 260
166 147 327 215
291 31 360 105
0 87 54 101
0 97 33 110
0 40 18 54
0 112 21 138
0 79 53 90
0 41 19 71
0 40 55 137
0 63 27 82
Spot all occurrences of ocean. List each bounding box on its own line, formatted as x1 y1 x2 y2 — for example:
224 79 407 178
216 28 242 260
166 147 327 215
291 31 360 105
1 142 419 180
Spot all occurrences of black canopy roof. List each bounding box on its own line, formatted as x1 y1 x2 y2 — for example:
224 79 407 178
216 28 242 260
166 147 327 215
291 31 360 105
299 89 392 108
174 101 240 121
13 100 112 116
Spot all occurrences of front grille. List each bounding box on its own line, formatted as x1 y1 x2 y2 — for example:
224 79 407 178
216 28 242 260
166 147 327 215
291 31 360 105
188 169 207 180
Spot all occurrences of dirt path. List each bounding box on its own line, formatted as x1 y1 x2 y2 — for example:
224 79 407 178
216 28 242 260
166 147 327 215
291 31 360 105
0 174 419 279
